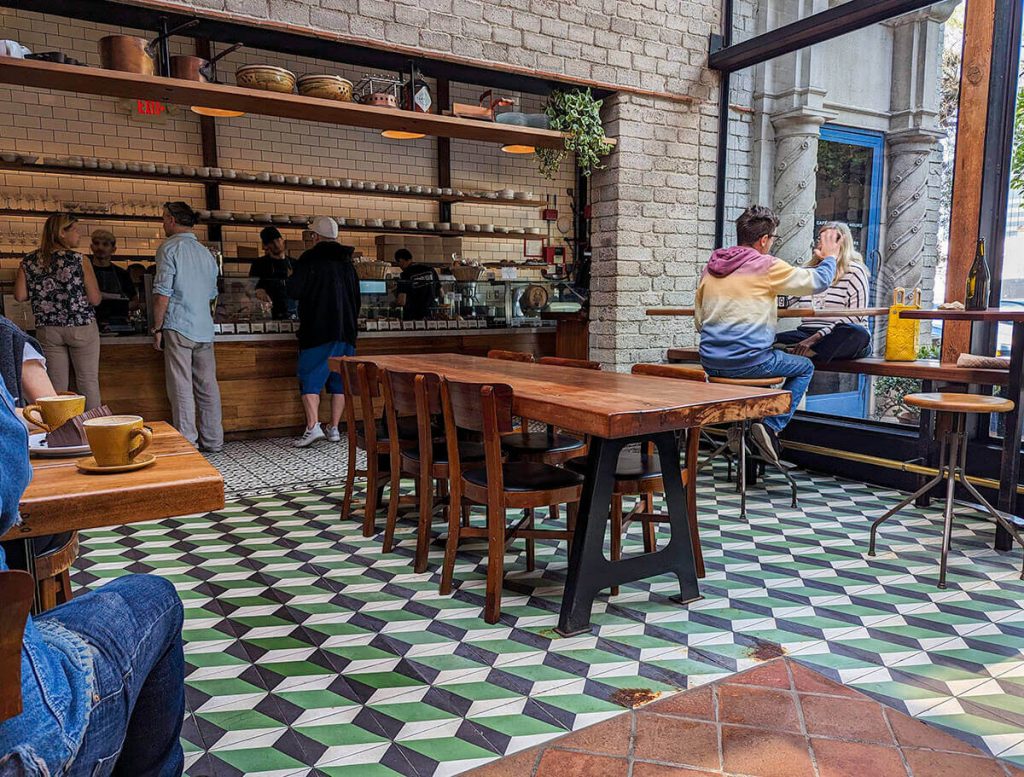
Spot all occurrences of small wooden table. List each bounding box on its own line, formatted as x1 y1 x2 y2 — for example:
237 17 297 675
901 309 1023 550
5 422 224 610
332 353 789 635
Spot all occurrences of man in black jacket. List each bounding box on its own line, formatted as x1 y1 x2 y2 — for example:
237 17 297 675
286 216 361 447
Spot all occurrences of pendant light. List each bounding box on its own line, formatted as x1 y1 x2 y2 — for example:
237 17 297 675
501 144 535 154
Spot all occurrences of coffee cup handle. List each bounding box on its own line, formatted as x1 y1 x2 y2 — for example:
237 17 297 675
23 404 50 432
128 426 153 461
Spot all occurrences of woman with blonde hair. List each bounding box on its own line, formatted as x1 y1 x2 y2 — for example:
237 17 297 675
775 221 872 362
14 214 103 408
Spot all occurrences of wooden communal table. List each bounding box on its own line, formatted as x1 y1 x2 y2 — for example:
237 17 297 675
332 353 789 635
901 309 1024 550
4 422 224 610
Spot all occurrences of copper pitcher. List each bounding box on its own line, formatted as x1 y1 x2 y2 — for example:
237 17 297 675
99 19 199 75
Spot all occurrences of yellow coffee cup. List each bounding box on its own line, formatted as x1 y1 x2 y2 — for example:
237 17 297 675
83 415 153 467
23 394 86 432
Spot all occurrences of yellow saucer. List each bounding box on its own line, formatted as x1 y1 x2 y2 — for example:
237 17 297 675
76 453 157 474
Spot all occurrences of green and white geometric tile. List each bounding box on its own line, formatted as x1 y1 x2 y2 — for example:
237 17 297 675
68 446 1024 776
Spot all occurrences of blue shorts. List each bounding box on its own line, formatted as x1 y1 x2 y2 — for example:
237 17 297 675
297 341 355 395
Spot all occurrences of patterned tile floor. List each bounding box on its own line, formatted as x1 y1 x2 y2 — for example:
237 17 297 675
71 437 1024 776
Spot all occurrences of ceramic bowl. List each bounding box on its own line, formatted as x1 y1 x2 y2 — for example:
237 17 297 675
297 74 353 102
98 160 114 171
256 171 270 182
366 218 383 228
437 222 451 231
417 221 434 230
17 155 37 165
383 219 401 228
270 173 285 183
209 167 223 177
211 210 231 220
400 220 417 229
223 169 237 179
0 152 17 163
236 65 296 93
272 214 291 223
291 215 309 225
126 162 141 172
112 160 127 172
299 175 314 185
84 157 99 169
155 163 169 174
327 178 341 187
284 174 299 184
168 164 182 175
255 213 273 223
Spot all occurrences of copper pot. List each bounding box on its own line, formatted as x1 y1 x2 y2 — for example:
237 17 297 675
169 43 242 82
99 19 199 75
367 92 398 109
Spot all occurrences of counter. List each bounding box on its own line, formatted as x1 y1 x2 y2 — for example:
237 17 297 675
96 327 557 436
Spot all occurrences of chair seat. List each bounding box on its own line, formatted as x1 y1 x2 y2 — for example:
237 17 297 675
464 462 584 493
708 375 784 388
904 392 1015 414
405 440 486 465
501 430 585 455
566 449 663 481
361 417 437 443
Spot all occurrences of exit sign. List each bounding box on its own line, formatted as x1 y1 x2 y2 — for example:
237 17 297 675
118 97 174 123
134 99 167 116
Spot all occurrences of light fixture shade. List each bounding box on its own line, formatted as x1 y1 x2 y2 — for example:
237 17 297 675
381 129 426 140
501 144 535 154
191 105 246 118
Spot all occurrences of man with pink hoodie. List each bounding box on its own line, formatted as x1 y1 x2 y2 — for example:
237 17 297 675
695 205 841 464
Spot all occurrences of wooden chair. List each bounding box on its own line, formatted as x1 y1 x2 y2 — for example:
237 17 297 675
537 356 602 370
339 359 417 536
487 349 535 363
439 379 583 623
0 570 34 723
34 532 79 611
381 369 485 571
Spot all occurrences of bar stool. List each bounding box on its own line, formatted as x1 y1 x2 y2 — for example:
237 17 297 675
868 392 1024 588
34 533 79 611
704 375 798 521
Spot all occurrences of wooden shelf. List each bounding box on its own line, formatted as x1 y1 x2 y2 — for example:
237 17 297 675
0 57 577 150
0 161 546 208
0 209 545 240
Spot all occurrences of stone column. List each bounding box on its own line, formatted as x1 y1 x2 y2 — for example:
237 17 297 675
880 129 944 303
770 110 827 264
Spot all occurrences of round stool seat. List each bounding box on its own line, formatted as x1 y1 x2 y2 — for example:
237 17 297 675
708 375 784 388
904 392 1015 414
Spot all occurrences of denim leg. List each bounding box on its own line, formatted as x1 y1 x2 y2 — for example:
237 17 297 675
761 350 815 433
37 575 185 777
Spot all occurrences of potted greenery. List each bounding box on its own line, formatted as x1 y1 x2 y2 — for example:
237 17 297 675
537 89 614 179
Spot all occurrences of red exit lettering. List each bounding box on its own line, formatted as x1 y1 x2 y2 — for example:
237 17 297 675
135 99 167 116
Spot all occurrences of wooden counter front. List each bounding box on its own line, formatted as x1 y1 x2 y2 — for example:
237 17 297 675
97 328 556 435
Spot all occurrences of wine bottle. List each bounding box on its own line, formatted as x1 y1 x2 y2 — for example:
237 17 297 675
965 237 990 311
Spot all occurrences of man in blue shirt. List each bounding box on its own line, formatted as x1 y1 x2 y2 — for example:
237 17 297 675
152 202 223 453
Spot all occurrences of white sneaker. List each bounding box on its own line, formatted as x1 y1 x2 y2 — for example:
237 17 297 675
293 425 325 448
323 424 341 442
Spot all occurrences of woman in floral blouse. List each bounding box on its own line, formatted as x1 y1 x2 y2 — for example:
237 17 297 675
15 214 103 408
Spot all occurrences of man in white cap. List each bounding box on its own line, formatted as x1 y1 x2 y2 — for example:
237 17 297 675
286 216 361 447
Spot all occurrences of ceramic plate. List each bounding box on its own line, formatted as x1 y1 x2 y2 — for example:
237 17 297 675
29 433 90 458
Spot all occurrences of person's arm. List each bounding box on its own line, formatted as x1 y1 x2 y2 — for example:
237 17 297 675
80 254 102 307
21 358 55 403
151 246 177 350
694 280 705 332
14 264 28 302
769 256 836 297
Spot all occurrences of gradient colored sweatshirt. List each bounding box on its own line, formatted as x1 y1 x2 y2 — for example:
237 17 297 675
695 246 837 369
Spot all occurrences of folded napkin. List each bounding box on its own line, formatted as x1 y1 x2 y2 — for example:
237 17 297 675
939 301 966 310
956 353 1010 370
46 405 112 448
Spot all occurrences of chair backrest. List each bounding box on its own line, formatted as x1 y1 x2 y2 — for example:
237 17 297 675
341 359 384 447
0 570 34 723
382 369 441 465
487 349 535 363
632 363 707 382
538 356 602 370
441 379 514 493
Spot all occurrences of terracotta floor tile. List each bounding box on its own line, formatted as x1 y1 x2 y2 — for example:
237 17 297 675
534 749 628 777
800 694 895 745
789 661 862 698
884 708 978 754
465 746 541 776
721 725 816 777
717 684 801 733
811 738 909 777
553 712 633 757
633 714 720 771
901 749 1007 777
723 658 792 690
644 684 715 720
631 763 721 776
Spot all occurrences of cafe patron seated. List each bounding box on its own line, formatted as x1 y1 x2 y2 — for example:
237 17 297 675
3 1 1024 775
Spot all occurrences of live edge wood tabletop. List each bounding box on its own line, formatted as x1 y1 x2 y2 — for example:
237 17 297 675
331 353 789 636
6 421 225 541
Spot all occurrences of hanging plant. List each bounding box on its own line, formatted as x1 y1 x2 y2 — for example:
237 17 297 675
537 89 614 179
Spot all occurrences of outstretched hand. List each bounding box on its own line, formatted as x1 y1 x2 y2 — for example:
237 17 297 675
818 228 842 258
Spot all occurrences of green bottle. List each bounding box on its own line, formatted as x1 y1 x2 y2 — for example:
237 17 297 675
965 237 989 311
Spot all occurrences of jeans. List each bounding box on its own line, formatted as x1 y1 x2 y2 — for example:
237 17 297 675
163 329 223 451
775 323 871 364
704 348 815 433
38 574 185 777
36 322 102 409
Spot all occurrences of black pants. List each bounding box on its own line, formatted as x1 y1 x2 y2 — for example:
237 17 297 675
775 323 871 364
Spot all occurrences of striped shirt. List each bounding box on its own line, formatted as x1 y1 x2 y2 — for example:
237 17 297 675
792 261 871 334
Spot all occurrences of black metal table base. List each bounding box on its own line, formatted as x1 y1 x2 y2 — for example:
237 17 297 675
556 432 701 637
996 321 1024 551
